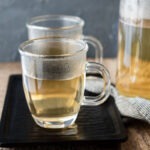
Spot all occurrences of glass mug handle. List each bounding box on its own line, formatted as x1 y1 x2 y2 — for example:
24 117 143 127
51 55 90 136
82 62 111 106
83 36 103 63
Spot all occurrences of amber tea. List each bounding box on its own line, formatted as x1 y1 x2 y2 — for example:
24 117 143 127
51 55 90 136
116 19 150 99
23 74 85 127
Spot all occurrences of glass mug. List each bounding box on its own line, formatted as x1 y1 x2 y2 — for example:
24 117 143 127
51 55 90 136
26 15 103 63
19 38 110 129
116 0 150 99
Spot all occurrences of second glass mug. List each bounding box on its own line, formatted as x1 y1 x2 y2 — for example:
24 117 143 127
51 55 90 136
26 15 103 63
19 38 110 129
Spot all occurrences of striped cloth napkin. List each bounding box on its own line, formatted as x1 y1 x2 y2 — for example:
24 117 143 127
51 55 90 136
85 78 150 124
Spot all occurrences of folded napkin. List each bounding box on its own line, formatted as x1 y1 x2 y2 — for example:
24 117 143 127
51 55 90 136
85 78 150 124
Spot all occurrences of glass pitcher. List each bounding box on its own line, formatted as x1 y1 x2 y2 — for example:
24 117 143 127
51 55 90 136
116 0 150 99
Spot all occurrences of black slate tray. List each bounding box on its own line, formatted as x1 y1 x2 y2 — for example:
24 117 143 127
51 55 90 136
0 75 127 147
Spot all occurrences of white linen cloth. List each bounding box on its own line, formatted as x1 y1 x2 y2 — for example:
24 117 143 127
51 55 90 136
85 78 150 124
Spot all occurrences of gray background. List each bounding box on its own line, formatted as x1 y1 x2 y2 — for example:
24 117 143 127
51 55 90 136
0 0 119 62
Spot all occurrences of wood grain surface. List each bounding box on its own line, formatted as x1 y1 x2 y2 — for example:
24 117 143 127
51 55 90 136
0 59 149 150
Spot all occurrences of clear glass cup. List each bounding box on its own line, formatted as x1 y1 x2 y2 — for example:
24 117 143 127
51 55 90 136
26 15 103 63
116 0 150 99
19 37 110 129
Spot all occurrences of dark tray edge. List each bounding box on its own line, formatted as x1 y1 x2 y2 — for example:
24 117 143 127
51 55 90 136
0 74 128 147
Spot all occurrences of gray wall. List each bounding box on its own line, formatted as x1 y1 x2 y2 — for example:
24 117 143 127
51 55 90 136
0 0 119 62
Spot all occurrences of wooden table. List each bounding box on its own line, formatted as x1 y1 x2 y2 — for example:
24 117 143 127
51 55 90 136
0 59 149 150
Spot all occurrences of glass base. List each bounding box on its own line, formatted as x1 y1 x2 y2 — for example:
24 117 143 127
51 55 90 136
32 114 78 129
